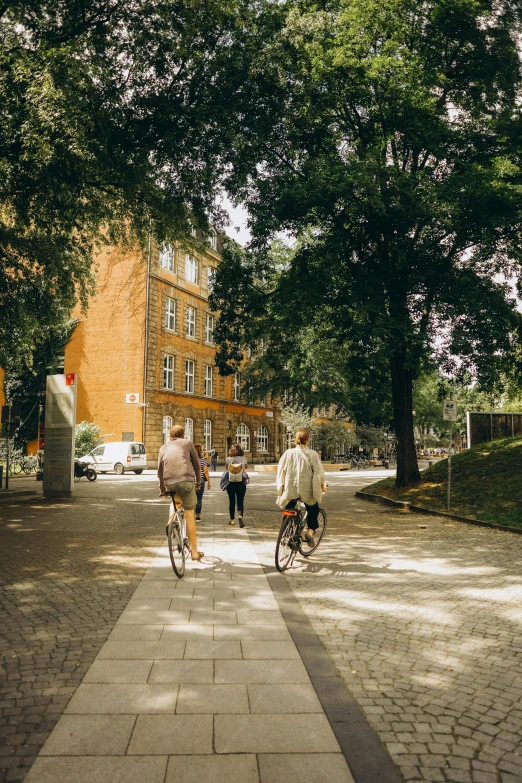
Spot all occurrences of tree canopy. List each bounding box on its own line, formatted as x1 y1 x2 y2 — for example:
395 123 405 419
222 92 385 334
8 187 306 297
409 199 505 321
213 0 522 486
0 0 250 366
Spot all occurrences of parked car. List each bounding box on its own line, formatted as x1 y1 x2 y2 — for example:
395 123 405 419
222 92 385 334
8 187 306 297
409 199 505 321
85 442 147 475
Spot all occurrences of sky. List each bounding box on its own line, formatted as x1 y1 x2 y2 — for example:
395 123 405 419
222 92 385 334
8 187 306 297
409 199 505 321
221 198 251 247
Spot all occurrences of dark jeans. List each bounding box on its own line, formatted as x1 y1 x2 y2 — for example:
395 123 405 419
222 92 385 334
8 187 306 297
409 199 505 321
285 499 319 531
211 459 217 472
196 481 205 515
226 482 246 519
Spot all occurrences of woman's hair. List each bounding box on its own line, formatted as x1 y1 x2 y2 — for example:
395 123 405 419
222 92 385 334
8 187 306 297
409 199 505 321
229 443 244 457
295 429 310 446
194 444 203 458
170 424 185 439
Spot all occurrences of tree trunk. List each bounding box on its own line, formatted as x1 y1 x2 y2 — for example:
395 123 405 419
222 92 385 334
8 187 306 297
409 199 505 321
390 351 421 487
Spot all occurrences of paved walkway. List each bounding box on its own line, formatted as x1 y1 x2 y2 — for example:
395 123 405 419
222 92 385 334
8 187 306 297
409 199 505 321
22 513 356 783
249 473 522 783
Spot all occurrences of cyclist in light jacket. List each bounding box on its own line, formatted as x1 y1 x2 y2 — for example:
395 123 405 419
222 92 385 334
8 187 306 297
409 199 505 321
276 429 326 545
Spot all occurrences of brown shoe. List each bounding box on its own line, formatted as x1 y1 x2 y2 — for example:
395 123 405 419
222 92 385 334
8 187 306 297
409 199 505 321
229 520 235 525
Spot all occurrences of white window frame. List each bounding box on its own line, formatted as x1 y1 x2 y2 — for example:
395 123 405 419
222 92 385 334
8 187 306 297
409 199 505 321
204 420 212 452
207 229 217 251
184 417 193 441
204 365 213 397
207 267 216 292
165 297 176 331
233 372 241 402
236 423 250 452
159 243 174 271
186 306 196 338
163 415 172 444
205 314 214 344
185 254 198 284
257 425 269 452
184 360 195 394
163 355 174 390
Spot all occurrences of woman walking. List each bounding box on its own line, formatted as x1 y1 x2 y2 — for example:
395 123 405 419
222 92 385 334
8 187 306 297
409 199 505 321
225 444 248 527
194 444 211 521
276 429 326 545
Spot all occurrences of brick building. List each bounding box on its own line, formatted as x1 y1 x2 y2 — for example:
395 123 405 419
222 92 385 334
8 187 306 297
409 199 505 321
64 231 281 466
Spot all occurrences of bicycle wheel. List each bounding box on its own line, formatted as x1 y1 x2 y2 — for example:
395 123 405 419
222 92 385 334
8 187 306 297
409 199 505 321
10 461 22 475
299 508 327 557
275 515 299 572
168 514 186 578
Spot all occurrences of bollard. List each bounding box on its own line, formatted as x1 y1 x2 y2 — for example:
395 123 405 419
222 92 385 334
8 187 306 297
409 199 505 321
0 464 3 488
428 460 434 467
384 460 390 470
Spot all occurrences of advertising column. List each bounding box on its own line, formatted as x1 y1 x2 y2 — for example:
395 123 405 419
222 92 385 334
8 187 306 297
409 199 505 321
43 374 77 498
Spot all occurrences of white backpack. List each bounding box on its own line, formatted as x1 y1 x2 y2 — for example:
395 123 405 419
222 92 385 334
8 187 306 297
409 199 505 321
228 459 243 483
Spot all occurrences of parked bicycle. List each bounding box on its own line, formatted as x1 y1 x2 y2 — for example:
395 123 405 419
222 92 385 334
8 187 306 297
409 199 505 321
165 492 191 578
275 500 327 572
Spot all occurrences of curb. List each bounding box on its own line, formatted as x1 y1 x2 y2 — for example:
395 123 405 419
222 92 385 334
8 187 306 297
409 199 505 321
355 491 522 535
0 490 38 501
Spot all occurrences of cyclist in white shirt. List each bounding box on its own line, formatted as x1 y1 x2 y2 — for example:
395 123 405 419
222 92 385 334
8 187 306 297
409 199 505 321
276 429 327 545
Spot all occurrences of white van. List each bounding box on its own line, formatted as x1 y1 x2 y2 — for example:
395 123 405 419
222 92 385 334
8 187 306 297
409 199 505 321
86 442 147 475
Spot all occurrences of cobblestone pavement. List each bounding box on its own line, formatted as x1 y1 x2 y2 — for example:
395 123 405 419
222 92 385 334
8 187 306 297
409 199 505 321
248 473 522 783
0 474 166 782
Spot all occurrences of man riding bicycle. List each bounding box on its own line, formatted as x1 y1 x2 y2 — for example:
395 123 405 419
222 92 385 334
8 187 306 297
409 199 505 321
158 423 204 562
276 428 327 545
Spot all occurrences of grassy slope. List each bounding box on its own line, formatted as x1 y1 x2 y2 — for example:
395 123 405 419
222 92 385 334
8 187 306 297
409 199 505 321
365 436 522 528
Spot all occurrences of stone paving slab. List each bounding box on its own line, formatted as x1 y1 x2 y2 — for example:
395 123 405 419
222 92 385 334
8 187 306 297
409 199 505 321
23 755 167 783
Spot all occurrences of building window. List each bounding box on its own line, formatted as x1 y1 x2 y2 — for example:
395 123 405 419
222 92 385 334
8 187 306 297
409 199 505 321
207 229 217 251
163 355 174 390
184 417 193 441
204 419 212 452
205 314 214 344
207 267 216 292
236 423 250 452
233 372 241 401
165 298 176 331
204 365 213 397
185 360 195 393
186 306 196 338
163 415 172 444
185 254 198 284
257 425 269 452
159 243 174 271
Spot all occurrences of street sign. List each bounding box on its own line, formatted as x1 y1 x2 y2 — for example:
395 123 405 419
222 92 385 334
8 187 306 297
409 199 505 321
126 393 140 404
443 399 457 421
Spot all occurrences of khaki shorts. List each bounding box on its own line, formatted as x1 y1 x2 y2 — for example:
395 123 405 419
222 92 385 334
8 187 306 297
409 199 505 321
165 480 197 510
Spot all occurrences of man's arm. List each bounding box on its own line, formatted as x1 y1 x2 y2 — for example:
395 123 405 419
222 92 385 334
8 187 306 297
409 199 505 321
189 443 202 485
157 446 166 494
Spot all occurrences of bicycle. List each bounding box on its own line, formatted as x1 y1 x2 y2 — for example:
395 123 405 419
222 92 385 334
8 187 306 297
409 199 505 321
21 455 37 474
165 492 191 578
275 500 327 572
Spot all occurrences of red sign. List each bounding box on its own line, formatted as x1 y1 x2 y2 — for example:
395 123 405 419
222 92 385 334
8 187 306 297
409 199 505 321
65 374 75 386
129 394 137 402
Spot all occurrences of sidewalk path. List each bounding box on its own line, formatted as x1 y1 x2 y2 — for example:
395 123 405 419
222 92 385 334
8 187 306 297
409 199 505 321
249 473 522 783
23 513 357 783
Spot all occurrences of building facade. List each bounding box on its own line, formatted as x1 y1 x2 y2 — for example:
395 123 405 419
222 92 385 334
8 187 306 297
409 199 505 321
64 232 281 465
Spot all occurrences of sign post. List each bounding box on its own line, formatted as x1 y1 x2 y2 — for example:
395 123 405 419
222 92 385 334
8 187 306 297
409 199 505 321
43 374 77 498
443 399 457 511
1 404 21 490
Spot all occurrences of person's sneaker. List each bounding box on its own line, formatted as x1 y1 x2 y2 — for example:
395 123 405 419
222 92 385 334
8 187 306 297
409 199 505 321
195 514 201 521
304 531 315 546
238 516 244 528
